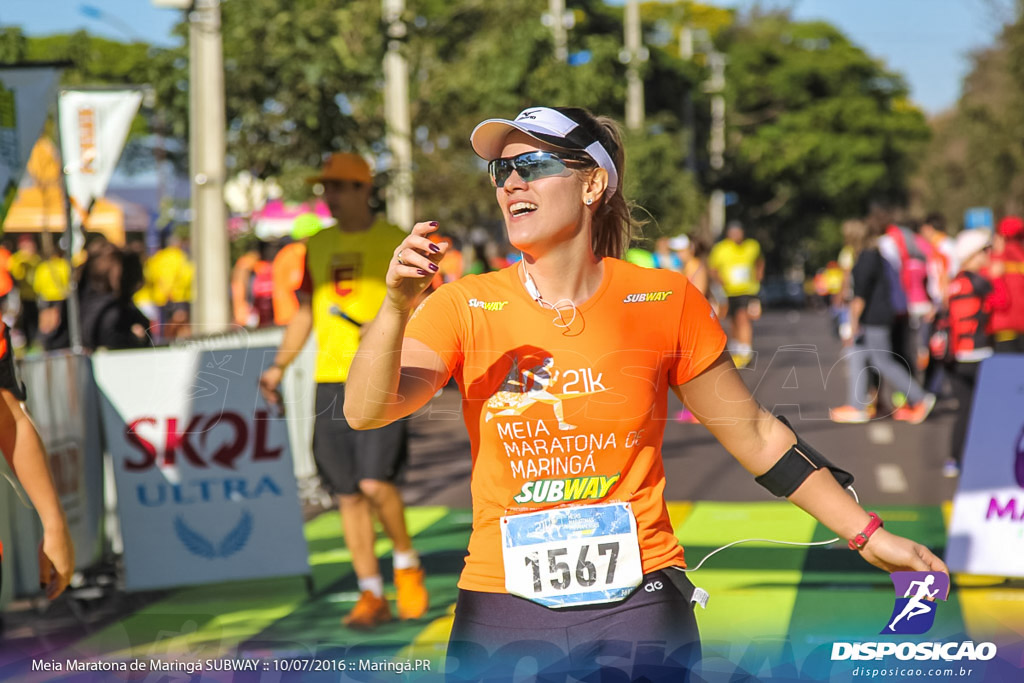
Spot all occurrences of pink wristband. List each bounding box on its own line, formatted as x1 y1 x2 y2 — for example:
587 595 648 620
848 512 883 550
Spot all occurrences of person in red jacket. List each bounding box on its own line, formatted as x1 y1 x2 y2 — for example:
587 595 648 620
938 230 1004 478
989 216 1024 353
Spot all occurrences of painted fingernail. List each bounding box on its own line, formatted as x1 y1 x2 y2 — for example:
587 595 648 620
429 263 439 272
429 221 438 227
429 243 441 253
417 269 428 275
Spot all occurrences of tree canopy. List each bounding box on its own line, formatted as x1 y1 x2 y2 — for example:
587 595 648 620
2 1 938 270
718 14 929 267
913 0 1024 226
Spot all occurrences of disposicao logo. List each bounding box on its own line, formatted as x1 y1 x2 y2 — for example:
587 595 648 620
831 571 997 663
882 571 949 635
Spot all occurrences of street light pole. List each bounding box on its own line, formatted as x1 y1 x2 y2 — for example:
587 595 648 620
189 0 231 332
383 0 414 231
685 28 727 239
705 50 726 238
622 0 646 131
546 0 568 62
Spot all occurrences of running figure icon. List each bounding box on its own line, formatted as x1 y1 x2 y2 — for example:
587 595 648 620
485 356 599 430
887 574 939 632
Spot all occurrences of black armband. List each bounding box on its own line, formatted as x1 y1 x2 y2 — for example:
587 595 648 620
754 415 853 497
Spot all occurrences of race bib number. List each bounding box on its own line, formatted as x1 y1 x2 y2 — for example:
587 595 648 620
500 502 643 608
729 264 752 285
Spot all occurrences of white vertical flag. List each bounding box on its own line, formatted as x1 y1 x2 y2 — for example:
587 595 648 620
0 65 61 227
58 89 143 232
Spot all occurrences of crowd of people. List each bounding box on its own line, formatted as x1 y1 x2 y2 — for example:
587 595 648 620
0 233 195 352
825 210 1024 476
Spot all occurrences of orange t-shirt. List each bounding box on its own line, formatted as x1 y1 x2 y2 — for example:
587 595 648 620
406 257 727 593
272 242 307 326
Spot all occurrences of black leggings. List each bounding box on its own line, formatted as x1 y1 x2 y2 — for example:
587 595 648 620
947 361 980 466
445 570 702 682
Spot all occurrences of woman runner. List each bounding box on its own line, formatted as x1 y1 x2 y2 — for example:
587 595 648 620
344 106 947 681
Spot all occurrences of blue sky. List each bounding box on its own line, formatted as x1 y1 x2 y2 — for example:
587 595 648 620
0 0 1007 114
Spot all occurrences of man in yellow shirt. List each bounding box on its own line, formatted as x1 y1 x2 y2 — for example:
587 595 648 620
709 221 764 367
258 153 428 629
33 245 72 351
148 235 193 340
8 236 42 347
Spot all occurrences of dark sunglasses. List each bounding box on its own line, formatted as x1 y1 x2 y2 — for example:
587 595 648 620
488 151 593 188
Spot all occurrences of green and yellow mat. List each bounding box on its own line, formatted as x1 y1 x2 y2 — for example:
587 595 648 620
6 502 1023 681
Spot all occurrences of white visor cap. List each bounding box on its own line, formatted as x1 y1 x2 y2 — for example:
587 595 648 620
470 107 619 197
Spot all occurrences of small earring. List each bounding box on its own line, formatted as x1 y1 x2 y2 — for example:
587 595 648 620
585 197 593 205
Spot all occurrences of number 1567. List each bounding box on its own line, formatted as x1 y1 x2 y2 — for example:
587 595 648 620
523 542 619 593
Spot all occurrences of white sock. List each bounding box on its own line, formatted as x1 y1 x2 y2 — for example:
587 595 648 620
393 549 420 571
358 575 384 597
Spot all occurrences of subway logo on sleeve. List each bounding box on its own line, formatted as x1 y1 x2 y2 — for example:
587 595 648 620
512 474 621 504
623 290 673 303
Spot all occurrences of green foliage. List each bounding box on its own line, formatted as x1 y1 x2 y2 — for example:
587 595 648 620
404 0 707 237
914 1 1024 224
623 119 704 239
1 1 933 272
146 0 388 186
0 27 27 63
719 15 930 269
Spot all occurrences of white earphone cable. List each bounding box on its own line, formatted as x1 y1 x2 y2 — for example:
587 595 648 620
676 486 861 573
520 256 578 328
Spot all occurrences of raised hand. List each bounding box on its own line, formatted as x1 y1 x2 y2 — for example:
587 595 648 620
386 221 448 314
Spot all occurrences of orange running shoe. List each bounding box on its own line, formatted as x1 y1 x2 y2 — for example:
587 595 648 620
343 590 392 629
830 405 871 424
394 567 429 620
892 394 936 425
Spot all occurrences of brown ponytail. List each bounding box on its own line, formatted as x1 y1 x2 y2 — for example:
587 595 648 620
553 107 642 259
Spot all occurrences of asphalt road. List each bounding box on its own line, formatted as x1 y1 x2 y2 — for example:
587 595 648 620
400 307 962 507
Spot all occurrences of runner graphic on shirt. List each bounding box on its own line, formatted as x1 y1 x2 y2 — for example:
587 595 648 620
485 356 603 430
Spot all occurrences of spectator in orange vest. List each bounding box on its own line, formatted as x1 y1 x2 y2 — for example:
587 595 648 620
428 233 463 290
251 242 276 328
231 244 260 327
272 213 322 326
0 238 13 317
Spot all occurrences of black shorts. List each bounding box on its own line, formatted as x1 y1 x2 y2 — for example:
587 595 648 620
311 383 408 496
162 302 190 318
726 295 757 317
445 569 702 682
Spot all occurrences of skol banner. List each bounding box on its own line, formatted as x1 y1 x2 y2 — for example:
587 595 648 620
947 355 1024 577
0 65 61 227
92 344 310 591
57 88 143 247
